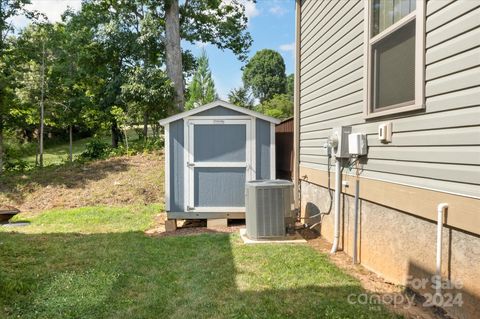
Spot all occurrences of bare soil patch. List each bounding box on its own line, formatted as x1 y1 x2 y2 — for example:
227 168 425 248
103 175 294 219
145 216 244 237
0 153 164 213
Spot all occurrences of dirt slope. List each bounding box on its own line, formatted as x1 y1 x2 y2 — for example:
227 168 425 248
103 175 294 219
0 153 164 213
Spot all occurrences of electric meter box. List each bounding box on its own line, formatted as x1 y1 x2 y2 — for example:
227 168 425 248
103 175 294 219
348 133 367 156
331 126 352 158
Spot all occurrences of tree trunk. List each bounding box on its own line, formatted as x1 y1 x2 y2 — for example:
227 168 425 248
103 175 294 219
36 126 40 166
69 125 73 162
123 128 129 154
111 121 121 148
165 0 185 111
143 113 148 141
39 41 45 168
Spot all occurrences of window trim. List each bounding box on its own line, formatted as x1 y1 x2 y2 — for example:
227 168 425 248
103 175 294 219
363 0 426 119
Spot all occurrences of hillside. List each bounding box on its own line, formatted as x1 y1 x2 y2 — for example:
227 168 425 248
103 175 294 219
0 153 164 214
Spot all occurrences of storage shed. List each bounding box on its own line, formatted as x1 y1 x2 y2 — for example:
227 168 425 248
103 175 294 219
159 100 280 220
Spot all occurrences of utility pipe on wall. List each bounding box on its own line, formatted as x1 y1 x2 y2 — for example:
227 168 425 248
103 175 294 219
330 159 342 254
352 178 360 263
435 203 448 300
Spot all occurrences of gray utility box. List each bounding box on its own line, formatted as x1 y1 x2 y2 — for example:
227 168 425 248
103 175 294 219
245 180 295 240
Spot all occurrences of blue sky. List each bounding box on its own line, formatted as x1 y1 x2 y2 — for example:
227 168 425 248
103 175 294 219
184 0 296 98
12 0 295 99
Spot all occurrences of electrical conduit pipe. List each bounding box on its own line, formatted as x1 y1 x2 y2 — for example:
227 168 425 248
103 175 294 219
435 203 448 301
330 159 342 254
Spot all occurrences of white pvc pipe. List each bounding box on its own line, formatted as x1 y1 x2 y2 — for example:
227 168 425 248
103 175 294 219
435 203 448 299
330 159 342 254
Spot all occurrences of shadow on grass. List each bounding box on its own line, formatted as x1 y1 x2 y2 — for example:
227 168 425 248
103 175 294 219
0 231 400 319
0 157 131 204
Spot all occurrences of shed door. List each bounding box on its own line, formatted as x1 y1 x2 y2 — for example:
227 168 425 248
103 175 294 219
186 119 253 212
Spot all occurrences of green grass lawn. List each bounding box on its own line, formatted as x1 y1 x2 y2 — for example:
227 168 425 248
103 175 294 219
0 207 400 319
20 135 108 166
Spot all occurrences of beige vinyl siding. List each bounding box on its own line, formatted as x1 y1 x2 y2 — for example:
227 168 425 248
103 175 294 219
299 0 480 198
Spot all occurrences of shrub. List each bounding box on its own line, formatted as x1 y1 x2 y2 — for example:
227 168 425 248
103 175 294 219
79 139 111 161
4 159 34 172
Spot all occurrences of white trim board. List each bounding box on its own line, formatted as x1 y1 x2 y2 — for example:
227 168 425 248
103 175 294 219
362 0 426 118
270 122 276 179
183 118 189 212
164 123 170 211
185 118 254 212
158 100 281 125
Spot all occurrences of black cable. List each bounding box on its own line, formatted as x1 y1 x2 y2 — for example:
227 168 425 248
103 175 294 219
297 149 335 229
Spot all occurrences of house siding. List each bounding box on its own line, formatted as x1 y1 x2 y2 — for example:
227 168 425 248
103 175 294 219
299 0 480 198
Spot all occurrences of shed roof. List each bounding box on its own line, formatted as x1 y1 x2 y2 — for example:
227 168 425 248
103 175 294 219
158 100 281 125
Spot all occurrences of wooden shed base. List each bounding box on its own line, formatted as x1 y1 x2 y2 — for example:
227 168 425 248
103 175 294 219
207 219 228 228
166 212 245 220
165 219 177 232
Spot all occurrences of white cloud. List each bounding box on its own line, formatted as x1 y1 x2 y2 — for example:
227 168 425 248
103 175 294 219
28 0 81 24
244 1 260 20
269 5 287 16
279 42 295 53
222 0 259 24
9 0 81 30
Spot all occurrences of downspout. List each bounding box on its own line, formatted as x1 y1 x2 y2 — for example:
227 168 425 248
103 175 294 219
435 203 448 301
330 158 342 254
352 177 360 263
293 0 301 210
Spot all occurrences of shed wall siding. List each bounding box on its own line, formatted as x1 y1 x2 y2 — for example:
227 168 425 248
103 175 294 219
299 0 480 198
167 105 274 211
169 119 184 211
195 105 245 117
256 118 272 180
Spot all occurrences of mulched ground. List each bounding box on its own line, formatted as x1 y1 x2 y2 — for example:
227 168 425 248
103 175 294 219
145 216 244 237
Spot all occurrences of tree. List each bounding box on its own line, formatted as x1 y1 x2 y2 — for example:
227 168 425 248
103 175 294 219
121 66 174 140
286 73 294 101
256 94 293 120
0 0 34 173
164 0 184 111
69 1 139 148
242 49 286 103
110 106 129 153
66 0 195 148
186 49 216 110
165 0 254 111
48 23 92 162
228 86 254 109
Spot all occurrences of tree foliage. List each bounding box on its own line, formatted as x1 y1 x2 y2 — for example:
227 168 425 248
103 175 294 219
0 0 36 172
0 0 255 172
256 94 293 120
286 73 294 101
121 66 174 138
242 49 286 103
228 86 254 109
186 49 216 110
164 0 254 111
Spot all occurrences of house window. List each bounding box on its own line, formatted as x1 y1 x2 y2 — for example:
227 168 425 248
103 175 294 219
364 0 425 118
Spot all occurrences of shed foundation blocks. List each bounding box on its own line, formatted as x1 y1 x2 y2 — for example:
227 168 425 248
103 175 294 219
207 218 228 228
165 219 177 232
